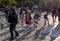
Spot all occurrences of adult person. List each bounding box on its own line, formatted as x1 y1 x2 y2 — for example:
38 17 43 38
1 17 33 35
49 9 59 36
25 9 32 27
57 6 60 22
46 11 54 36
8 8 19 40
2 4 19 40
1 4 10 29
20 9 26 27
16 7 21 22
26 10 32 24
34 11 40 27
52 6 57 21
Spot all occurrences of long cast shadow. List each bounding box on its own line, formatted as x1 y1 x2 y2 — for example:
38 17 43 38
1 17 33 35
34 19 47 39
0 28 25 37
2 27 34 41
0 30 9 36
2 29 25 41
16 27 34 41
51 25 60 41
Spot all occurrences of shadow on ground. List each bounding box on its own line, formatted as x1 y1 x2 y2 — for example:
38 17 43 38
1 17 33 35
33 20 47 40
2 27 35 41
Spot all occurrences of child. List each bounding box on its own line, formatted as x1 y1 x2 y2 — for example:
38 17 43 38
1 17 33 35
34 12 39 27
20 10 26 27
25 14 31 27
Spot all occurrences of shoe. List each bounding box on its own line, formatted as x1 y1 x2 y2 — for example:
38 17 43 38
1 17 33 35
15 35 19 38
10 37 14 40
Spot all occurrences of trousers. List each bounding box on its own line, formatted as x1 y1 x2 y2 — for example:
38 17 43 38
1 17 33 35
10 23 19 38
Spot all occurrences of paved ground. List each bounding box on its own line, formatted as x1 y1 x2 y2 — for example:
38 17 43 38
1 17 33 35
0 12 60 41
0 16 49 41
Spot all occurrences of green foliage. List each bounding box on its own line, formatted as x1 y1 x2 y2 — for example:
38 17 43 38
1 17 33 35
0 0 17 6
0 0 54 9
16 0 33 7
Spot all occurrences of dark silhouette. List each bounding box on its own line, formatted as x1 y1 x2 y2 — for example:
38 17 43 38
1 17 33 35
7 8 19 40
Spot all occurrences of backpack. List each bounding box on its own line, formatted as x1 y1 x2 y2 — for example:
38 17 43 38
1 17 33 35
8 9 18 24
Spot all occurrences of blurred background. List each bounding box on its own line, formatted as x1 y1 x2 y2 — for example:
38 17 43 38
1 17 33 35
0 0 60 9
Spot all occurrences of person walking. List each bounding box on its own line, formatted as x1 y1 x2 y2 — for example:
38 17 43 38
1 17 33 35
25 13 31 27
48 9 59 36
20 10 26 27
8 8 19 40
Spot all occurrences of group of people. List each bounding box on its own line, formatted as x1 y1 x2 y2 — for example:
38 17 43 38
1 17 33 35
44 6 60 36
0 4 40 40
0 4 60 40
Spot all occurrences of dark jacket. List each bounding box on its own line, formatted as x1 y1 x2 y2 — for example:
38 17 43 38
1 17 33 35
8 9 18 24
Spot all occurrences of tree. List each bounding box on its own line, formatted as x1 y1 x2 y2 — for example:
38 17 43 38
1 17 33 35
16 0 33 7
0 0 17 6
0 0 2 5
